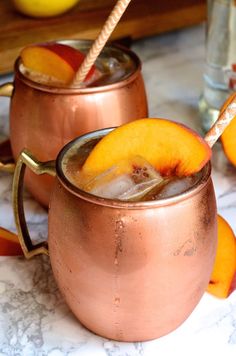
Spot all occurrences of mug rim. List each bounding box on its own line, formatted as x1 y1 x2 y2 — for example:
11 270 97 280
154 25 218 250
55 127 212 209
14 39 142 94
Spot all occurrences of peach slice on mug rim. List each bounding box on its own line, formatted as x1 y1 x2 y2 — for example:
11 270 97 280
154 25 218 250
20 42 96 85
81 118 212 180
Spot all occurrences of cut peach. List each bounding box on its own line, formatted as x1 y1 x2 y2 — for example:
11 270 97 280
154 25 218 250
81 118 211 178
207 215 236 298
0 227 23 256
20 43 96 84
221 110 236 167
220 93 236 166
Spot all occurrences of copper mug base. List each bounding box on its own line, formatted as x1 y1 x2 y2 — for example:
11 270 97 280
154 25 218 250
12 129 217 342
0 39 148 207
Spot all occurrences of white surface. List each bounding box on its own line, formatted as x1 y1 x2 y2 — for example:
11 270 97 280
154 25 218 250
0 24 236 355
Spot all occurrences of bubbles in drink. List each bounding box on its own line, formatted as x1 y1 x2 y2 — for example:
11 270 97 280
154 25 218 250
62 138 204 202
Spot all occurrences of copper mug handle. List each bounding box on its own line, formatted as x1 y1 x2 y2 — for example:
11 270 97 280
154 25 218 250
0 82 15 173
12 149 56 258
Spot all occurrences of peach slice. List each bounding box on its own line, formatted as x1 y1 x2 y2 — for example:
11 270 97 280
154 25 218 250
0 227 23 256
207 215 236 298
221 110 236 167
20 43 96 84
220 93 236 166
81 118 212 178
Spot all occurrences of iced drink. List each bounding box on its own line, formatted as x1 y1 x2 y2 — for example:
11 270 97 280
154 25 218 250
12 121 217 342
20 42 137 88
8 40 148 207
63 136 205 202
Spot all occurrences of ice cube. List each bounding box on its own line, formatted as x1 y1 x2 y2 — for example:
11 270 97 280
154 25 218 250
97 56 126 84
90 173 134 199
102 57 122 73
81 156 165 201
118 177 164 201
154 176 197 199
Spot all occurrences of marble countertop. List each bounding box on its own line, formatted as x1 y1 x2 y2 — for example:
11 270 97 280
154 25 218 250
0 24 236 356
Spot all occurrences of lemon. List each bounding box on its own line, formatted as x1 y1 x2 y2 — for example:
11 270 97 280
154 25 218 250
12 0 80 18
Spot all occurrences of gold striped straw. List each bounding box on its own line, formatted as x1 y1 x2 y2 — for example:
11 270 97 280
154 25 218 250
72 0 132 87
204 92 236 147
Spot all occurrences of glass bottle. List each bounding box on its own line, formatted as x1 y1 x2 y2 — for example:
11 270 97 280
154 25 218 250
199 0 236 132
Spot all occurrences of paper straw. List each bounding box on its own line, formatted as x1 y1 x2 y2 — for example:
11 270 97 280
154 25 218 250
72 0 132 86
204 92 236 147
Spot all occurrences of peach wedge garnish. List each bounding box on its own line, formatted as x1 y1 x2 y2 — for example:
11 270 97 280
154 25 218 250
220 93 236 167
20 42 95 84
207 215 236 298
221 118 236 167
81 118 212 178
0 227 23 256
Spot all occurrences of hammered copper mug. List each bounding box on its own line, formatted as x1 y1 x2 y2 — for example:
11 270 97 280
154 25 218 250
0 39 148 207
12 128 217 342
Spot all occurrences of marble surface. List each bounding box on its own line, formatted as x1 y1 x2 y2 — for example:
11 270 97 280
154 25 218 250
0 24 236 355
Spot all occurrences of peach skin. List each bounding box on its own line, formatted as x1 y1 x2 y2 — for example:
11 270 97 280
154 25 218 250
207 215 236 298
0 227 23 256
221 116 236 167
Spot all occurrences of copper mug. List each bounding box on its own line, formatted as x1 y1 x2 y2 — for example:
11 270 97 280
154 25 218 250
0 39 148 207
12 128 217 342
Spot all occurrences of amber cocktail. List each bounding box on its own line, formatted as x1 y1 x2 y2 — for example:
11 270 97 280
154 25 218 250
12 122 217 342
0 39 148 206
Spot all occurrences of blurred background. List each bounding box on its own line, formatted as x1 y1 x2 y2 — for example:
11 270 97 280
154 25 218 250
0 0 206 75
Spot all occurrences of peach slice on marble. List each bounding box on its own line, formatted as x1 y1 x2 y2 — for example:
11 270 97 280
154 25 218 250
20 42 96 84
81 118 212 179
0 227 23 256
207 215 236 298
